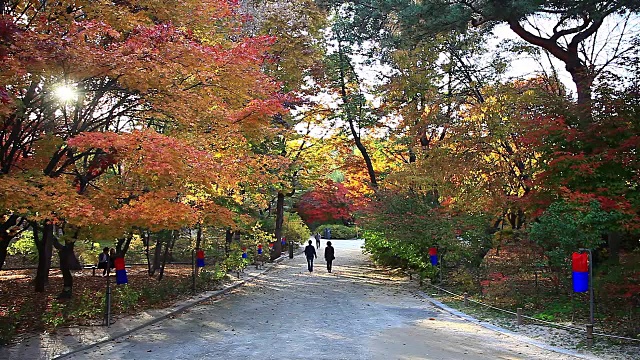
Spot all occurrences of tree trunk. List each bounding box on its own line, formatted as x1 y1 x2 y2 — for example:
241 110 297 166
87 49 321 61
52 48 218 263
196 224 202 250
568 64 594 124
337 40 378 190
0 236 11 270
607 232 621 265
33 222 54 292
116 234 133 257
0 214 20 270
151 233 163 275
144 231 152 275
225 229 233 256
54 239 76 299
158 231 176 281
272 191 284 260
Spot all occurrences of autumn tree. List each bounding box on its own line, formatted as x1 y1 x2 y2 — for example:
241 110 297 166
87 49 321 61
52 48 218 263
0 0 286 294
320 0 640 123
297 179 356 225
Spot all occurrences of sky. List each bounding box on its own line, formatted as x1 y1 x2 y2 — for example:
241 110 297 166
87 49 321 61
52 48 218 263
295 12 640 136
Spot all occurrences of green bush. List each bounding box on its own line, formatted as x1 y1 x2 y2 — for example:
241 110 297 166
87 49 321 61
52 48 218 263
74 241 100 266
113 285 141 312
68 289 103 321
283 213 311 245
316 224 358 239
0 307 18 345
529 200 615 268
8 231 37 262
222 249 249 273
197 266 227 290
42 300 66 330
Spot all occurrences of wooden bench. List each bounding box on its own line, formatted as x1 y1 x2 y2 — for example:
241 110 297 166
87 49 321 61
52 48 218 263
83 265 98 276
83 264 131 276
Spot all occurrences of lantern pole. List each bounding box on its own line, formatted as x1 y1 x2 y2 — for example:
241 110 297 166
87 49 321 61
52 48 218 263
192 248 196 294
104 266 111 327
579 248 594 325
439 251 443 284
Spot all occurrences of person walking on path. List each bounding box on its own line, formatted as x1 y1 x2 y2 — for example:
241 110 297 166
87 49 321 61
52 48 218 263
324 241 335 273
304 240 317 272
315 233 321 248
98 247 110 276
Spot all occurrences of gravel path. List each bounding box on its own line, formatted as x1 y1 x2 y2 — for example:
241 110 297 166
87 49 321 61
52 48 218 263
66 240 585 360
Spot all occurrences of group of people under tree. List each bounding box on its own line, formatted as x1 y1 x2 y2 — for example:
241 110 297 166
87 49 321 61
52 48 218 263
305 237 335 273
97 247 117 276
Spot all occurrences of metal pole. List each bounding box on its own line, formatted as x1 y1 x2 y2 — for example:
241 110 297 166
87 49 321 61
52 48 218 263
104 267 111 327
588 249 594 326
439 253 443 284
192 249 196 294
580 248 595 326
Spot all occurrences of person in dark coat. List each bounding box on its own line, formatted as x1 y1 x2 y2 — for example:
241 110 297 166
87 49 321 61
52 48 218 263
304 240 317 272
98 247 110 276
324 241 335 273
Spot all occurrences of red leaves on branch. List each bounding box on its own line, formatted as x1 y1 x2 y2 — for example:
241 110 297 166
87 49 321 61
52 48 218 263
297 180 357 224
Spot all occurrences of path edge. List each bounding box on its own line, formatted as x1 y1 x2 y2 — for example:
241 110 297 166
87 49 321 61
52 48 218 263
416 291 602 360
52 254 293 360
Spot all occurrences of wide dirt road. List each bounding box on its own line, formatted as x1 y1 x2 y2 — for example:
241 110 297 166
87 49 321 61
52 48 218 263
68 240 581 360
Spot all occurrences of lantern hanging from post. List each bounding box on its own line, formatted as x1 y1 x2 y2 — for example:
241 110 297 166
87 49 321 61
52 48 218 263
196 249 205 267
429 247 438 266
572 252 589 292
257 244 263 255
114 257 128 285
242 246 247 259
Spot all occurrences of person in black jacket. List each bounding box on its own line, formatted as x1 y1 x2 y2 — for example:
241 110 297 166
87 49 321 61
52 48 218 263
304 240 317 272
98 247 110 276
324 241 335 273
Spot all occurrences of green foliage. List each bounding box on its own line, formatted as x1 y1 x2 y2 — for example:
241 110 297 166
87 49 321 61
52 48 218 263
0 306 18 345
419 265 440 283
361 190 494 279
42 300 66 330
113 285 141 312
74 241 100 265
7 231 37 262
532 299 585 323
197 265 227 290
283 213 311 245
362 230 401 266
316 224 357 239
138 278 191 305
222 248 249 273
528 200 616 268
69 289 103 320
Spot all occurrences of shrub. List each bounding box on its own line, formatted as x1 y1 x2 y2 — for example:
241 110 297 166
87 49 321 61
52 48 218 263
8 231 37 262
222 249 248 273
68 289 103 322
42 300 66 331
197 266 226 290
283 213 311 245
0 307 18 345
113 285 141 312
